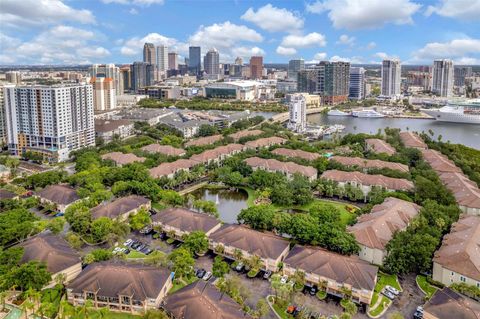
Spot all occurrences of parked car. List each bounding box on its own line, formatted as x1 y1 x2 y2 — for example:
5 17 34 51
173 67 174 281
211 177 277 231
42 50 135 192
382 290 395 300
130 241 141 249
413 310 423 319
140 225 153 234
196 269 206 279
308 286 317 295
112 247 123 254
235 262 244 272
280 275 288 284
416 306 424 313
54 212 64 217
173 242 182 249
124 249 131 254
202 271 212 281
124 239 133 246
141 247 153 255
286 305 297 314
136 244 146 251
263 270 272 279
386 285 400 295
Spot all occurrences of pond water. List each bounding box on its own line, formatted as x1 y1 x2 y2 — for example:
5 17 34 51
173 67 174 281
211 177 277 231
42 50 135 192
191 187 249 223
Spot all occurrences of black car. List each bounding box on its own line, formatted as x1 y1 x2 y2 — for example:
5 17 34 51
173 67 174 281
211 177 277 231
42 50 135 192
124 249 131 254
413 311 423 319
136 244 146 251
196 269 206 278
130 241 141 249
142 247 153 255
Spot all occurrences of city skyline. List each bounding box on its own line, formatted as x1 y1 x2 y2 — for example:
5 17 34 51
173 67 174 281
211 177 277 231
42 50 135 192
1 0 480 66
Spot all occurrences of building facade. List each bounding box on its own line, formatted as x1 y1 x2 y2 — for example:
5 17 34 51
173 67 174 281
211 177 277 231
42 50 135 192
287 93 307 132
188 46 201 76
381 59 401 98
156 45 168 79
288 59 305 80
131 62 154 92
454 66 472 87
4 84 95 162
297 68 318 94
168 52 179 70
204 48 220 76
90 77 116 111
318 61 350 104
249 56 263 79
349 67 366 100
432 59 454 97
143 43 156 65
89 64 122 95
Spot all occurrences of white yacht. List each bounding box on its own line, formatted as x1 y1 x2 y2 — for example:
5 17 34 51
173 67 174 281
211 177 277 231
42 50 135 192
327 109 351 116
351 109 385 118
421 100 480 124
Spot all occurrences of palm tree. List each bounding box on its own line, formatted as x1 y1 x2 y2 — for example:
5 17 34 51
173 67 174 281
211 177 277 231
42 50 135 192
233 249 243 262
98 307 111 318
0 291 8 312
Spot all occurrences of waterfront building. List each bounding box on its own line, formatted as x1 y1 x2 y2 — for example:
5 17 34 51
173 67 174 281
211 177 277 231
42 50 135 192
381 59 401 98
188 46 201 76
432 59 454 97
287 93 307 132
4 84 95 162
349 67 366 100
249 56 263 79
454 66 473 87
288 59 305 80
297 68 318 94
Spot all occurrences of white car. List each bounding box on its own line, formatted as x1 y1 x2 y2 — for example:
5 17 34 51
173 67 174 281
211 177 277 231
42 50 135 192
280 275 288 284
124 239 133 246
386 285 400 295
202 271 212 281
112 247 123 254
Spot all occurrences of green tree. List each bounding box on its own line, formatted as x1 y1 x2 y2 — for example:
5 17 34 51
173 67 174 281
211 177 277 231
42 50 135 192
129 208 151 230
183 231 209 255
197 124 218 137
47 217 65 234
212 256 230 278
237 204 276 230
3 261 51 291
168 247 195 279
91 249 113 262
90 217 114 243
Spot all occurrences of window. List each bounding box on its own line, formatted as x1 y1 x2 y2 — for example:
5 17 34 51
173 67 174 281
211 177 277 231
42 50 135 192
460 276 466 282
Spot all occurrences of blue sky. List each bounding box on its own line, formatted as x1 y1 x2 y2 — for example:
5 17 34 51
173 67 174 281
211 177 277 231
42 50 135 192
1 0 479 65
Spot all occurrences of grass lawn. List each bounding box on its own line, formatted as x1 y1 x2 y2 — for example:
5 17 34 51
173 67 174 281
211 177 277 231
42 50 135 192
72 311 142 319
268 296 293 319
242 186 258 207
368 272 400 316
416 275 438 299
368 296 390 317
151 202 167 211
169 276 198 294
126 250 146 259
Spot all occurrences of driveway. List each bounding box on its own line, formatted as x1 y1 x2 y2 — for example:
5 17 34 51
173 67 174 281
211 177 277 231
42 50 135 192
383 274 425 319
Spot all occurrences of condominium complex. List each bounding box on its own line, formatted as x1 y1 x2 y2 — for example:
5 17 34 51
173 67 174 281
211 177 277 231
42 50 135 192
381 59 401 98
454 66 472 87
432 59 454 97
90 77 116 111
204 48 220 76
0 85 6 146
3 84 95 162
318 61 350 104
287 93 307 132
349 67 366 100
249 56 263 79
288 59 305 80
156 45 168 79
88 64 122 95
297 68 318 94
143 43 156 65
5 71 21 84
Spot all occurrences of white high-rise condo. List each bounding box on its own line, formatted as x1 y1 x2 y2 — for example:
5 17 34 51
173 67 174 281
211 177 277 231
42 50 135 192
432 59 454 97
381 59 401 98
90 77 116 111
156 45 168 79
349 67 366 100
3 84 95 162
287 93 307 133
88 64 122 95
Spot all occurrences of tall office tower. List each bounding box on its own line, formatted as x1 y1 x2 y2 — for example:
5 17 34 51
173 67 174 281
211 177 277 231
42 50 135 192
287 93 307 133
156 45 168 79
0 85 6 146
5 71 21 84
317 61 350 104
454 66 472 87
88 64 122 95
90 77 116 111
432 59 454 97
119 66 131 92
249 56 263 79
288 59 305 80
3 84 95 162
168 52 179 70
188 46 201 76
235 57 243 65
349 67 366 100
381 59 401 97
204 48 220 75
131 62 154 92
143 43 156 65
297 68 319 94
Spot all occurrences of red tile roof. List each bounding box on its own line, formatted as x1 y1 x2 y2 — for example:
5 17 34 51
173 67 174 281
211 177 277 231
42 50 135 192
271 148 321 161
330 156 409 173
244 157 317 179
321 170 414 191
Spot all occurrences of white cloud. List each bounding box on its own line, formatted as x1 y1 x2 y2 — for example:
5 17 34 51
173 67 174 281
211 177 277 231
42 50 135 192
2 25 110 65
373 52 398 60
241 4 304 32
411 38 480 63
336 34 355 46
425 0 480 20
120 32 180 56
101 0 164 6
231 46 266 59
276 46 297 56
280 32 326 48
306 0 421 30
314 52 328 60
454 57 480 65
366 42 377 49
329 55 364 63
1 0 95 28
129 8 139 15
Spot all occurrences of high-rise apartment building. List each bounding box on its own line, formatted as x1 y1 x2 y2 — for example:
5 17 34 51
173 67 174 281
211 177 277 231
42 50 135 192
432 59 454 97
287 93 307 133
188 46 201 76
131 62 154 92
3 84 95 162
88 64 122 95
156 45 168 79
0 85 6 146
318 61 350 104
143 43 156 65
407 70 432 91
90 77 116 111
5 71 21 84
235 57 243 65
168 52 179 70
381 59 401 98
454 66 472 87
288 59 305 80
204 48 220 76
297 68 319 94
349 67 366 100
119 66 132 92
249 56 263 79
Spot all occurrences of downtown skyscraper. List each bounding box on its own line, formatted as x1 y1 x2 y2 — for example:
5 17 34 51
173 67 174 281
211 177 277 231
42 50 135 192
381 59 401 98
156 45 168 79
349 67 366 100
204 48 220 76
249 56 263 79
432 59 454 97
188 46 201 76
288 59 305 80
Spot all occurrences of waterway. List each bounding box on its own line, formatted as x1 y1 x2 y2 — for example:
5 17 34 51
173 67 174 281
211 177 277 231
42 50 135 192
307 113 480 149
191 187 249 223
